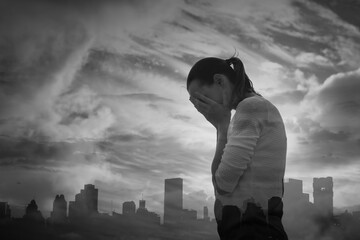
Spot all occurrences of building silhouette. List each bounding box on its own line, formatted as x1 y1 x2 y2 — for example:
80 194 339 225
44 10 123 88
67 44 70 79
164 178 183 225
283 178 316 240
203 206 210 221
284 178 310 206
23 199 44 223
69 184 98 220
50 194 67 223
135 199 161 225
112 199 161 227
182 209 197 221
313 177 333 217
123 201 136 215
139 199 145 209
136 199 146 214
0 202 11 219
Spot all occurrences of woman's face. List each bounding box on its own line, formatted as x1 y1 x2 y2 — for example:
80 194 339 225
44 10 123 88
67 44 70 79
187 74 233 105
188 79 223 104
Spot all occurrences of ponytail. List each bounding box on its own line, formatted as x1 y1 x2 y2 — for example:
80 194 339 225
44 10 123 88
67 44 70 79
225 57 259 105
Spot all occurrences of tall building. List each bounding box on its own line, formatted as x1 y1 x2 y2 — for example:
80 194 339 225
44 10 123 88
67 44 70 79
83 184 98 213
203 206 210 221
23 199 44 223
50 194 67 223
139 199 146 209
284 178 310 206
0 202 11 219
68 184 98 220
313 177 333 217
164 178 183 225
123 201 136 215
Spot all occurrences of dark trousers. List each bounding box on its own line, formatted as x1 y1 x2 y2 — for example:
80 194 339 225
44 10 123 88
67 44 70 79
215 198 288 240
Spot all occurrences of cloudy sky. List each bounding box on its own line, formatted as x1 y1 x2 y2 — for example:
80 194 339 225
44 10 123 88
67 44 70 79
0 0 360 219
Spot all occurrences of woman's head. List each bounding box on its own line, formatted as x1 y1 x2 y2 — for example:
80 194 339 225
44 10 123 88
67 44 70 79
186 56 257 108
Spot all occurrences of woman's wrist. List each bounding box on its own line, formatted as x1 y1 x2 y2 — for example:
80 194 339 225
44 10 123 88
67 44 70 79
217 124 228 142
217 123 229 134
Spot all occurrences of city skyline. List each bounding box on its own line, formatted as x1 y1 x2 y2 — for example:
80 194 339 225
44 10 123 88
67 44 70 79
1 0 360 227
1 179 211 223
2 176 360 239
2 175 359 221
0 182 219 240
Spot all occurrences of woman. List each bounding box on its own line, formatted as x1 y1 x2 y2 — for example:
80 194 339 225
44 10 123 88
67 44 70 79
187 57 288 240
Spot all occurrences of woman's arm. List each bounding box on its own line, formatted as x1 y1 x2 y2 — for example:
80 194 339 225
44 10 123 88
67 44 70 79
189 92 231 194
211 126 228 176
211 125 231 195
191 93 263 195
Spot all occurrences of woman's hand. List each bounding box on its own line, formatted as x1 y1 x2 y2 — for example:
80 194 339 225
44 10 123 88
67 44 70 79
190 92 231 130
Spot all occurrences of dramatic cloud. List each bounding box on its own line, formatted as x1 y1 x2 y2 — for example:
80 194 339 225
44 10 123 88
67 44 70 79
1 0 359 230
305 68 360 133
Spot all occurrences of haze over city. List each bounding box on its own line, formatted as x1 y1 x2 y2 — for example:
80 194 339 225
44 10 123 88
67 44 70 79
1 0 360 223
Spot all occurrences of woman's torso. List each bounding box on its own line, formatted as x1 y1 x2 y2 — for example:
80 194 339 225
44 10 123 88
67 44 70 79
215 95 287 214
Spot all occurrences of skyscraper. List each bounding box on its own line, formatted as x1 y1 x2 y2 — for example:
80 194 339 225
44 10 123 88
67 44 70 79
139 199 146 209
83 184 98 213
164 178 183 225
313 177 333 217
23 199 44 223
51 194 67 223
123 201 136 215
284 178 310 206
68 184 98 220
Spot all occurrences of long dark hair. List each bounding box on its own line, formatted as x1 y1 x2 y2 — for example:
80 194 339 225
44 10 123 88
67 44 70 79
186 56 258 106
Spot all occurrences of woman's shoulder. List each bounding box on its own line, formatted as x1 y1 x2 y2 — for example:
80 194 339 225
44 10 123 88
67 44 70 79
234 95 283 121
235 95 268 112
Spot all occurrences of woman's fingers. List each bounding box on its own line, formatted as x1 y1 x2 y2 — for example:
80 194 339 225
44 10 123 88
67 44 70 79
189 93 231 128
190 96 209 114
194 92 217 105
190 96 206 108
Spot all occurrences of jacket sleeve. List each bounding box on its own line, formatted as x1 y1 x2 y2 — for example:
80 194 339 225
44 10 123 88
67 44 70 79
214 99 264 194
